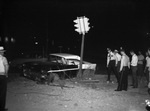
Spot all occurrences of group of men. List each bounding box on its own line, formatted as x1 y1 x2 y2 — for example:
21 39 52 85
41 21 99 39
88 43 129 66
106 47 150 91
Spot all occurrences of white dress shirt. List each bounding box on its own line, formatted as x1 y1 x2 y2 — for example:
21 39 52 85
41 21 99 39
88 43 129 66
146 56 150 71
146 56 150 67
107 51 117 66
131 54 138 66
0 55 8 75
115 53 121 61
120 54 130 71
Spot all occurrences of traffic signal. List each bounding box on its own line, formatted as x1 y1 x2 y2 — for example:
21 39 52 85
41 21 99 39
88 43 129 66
73 17 81 34
73 16 90 34
83 17 90 33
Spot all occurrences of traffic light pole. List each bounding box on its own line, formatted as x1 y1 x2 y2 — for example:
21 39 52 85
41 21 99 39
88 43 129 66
73 16 90 79
77 33 85 79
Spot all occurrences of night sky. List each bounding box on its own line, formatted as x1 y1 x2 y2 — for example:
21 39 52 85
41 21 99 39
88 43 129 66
1 0 150 61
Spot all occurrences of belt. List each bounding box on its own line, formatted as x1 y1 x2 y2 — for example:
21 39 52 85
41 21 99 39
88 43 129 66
110 59 115 61
138 60 143 61
131 66 137 67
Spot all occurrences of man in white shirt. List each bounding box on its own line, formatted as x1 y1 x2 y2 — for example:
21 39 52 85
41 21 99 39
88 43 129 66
130 50 138 88
115 49 130 91
0 47 9 111
114 50 121 79
106 48 118 83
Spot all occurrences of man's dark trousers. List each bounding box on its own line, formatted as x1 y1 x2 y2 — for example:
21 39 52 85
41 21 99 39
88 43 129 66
145 67 149 84
116 61 121 83
131 66 138 88
116 61 121 74
117 66 129 90
107 60 118 82
0 75 7 110
137 64 144 81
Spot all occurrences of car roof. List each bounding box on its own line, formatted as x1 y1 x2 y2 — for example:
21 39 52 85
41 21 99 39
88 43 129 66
50 53 80 60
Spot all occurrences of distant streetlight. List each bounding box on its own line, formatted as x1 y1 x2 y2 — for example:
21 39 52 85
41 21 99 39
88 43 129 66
33 36 38 45
11 37 15 43
35 42 38 45
4 37 15 43
4 37 9 43
146 33 150 37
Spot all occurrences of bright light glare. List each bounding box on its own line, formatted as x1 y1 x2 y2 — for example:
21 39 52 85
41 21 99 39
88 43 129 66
35 42 38 45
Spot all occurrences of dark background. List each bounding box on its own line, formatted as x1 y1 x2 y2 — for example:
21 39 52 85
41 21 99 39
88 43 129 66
1 0 150 63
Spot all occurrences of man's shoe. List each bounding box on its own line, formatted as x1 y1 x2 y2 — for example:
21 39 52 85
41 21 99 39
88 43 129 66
115 89 121 91
0 108 8 111
107 80 113 84
107 81 110 84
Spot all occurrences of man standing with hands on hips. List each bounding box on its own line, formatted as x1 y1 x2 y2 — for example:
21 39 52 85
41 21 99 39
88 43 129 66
0 46 9 111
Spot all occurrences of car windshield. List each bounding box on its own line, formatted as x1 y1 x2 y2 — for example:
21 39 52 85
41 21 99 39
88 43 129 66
48 55 65 64
48 55 79 65
48 54 89 65
66 59 86 65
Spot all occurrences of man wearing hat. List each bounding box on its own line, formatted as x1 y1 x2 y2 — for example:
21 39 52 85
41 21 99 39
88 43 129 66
0 46 9 111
